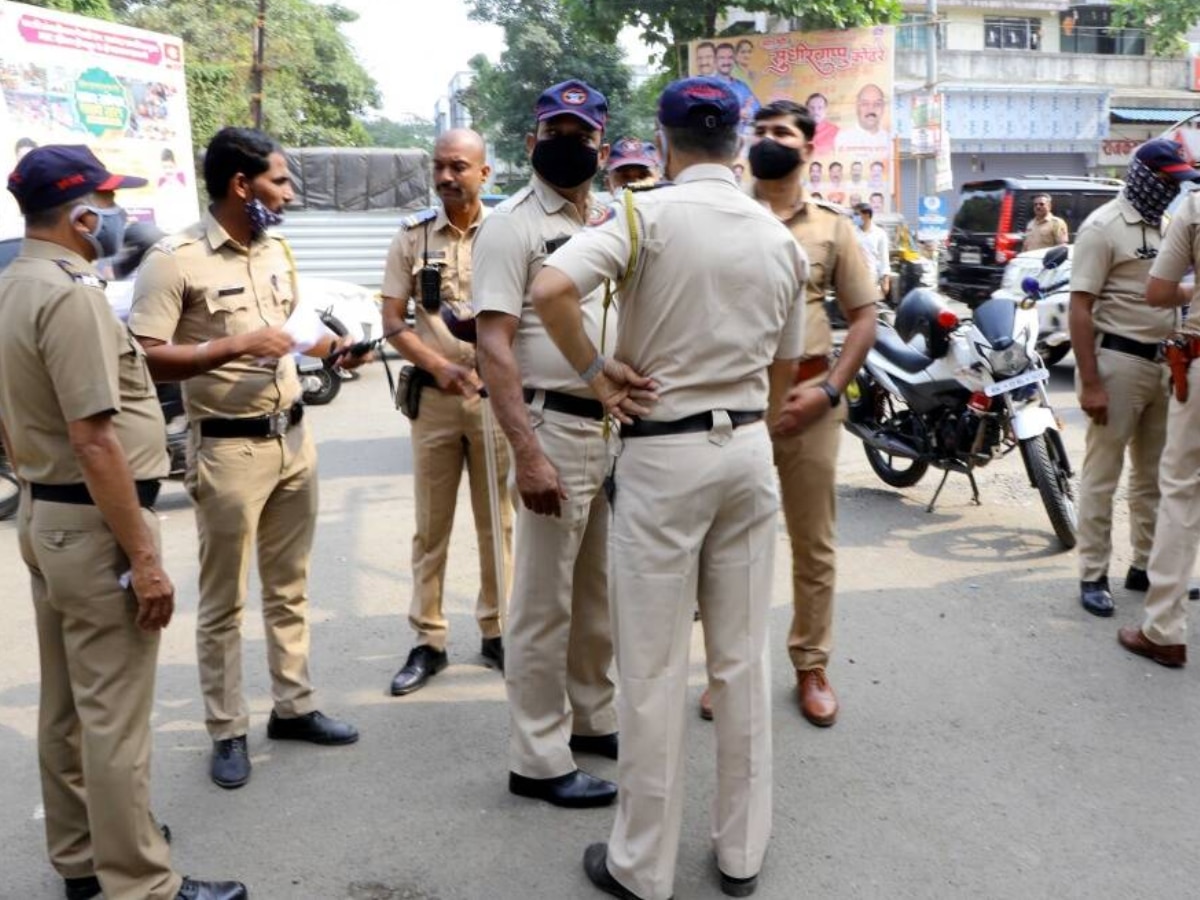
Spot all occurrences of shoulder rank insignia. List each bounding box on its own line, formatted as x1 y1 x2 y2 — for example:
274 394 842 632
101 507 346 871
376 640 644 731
52 259 106 289
400 208 438 230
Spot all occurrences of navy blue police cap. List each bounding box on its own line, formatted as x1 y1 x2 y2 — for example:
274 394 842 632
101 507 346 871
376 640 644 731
534 80 608 132
657 78 739 130
7 144 147 215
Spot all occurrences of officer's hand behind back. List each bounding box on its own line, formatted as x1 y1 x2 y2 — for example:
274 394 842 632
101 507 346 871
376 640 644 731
132 560 175 631
591 358 658 424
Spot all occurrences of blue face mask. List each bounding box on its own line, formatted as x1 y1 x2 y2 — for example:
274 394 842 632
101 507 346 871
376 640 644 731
245 197 284 237
71 203 128 259
852 214 863 227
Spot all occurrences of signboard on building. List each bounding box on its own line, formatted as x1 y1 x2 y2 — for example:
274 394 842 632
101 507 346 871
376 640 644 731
0 0 198 239
689 26 896 212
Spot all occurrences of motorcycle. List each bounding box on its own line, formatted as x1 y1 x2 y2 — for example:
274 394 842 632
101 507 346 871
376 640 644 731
1021 245 1072 367
844 288 1078 550
295 307 349 406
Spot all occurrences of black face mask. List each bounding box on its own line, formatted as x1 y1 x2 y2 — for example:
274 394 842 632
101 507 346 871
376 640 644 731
748 139 802 181
531 136 599 189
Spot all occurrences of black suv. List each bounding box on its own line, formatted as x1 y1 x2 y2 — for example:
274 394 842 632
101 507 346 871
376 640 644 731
940 176 1121 303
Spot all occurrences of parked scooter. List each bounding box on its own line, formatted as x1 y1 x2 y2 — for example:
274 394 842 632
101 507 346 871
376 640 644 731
844 287 1078 550
1022 245 1072 366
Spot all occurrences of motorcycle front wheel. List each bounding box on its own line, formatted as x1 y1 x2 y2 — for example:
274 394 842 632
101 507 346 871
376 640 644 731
1036 340 1071 367
302 363 342 406
1020 432 1077 550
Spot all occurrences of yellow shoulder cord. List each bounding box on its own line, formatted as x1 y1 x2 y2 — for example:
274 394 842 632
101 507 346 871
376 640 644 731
600 190 641 438
279 237 302 307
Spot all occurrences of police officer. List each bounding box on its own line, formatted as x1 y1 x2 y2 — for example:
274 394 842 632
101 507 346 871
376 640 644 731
130 127 361 790
1118 143 1200 667
1069 139 1184 617
381 128 513 695
1023 194 1069 252
473 80 619 808
530 76 807 900
0 145 245 900
698 99 877 728
605 137 659 194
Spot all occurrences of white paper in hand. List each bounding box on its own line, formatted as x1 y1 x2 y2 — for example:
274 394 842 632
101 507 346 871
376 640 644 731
285 295 336 356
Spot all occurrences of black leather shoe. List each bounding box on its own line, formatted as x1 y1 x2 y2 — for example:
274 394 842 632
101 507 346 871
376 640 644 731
1124 566 1150 592
719 870 759 897
389 645 448 696
210 735 250 789
175 878 249 899
583 843 655 899
570 732 618 760
1080 577 1114 617
509 769 617 808
481 636 504 672
64 876 101 900
267 710 358 745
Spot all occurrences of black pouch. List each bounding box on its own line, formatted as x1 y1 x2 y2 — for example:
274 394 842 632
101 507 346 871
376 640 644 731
397 366 435 419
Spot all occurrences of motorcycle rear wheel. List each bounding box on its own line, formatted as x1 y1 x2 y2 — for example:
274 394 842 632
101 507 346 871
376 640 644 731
864 444 929 488
1037 341 1070 367
302 363 342 406
1020 433 1077 550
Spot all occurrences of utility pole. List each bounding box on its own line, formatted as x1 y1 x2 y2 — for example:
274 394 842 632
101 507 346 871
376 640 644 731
926 0 939 197
250 0 267 129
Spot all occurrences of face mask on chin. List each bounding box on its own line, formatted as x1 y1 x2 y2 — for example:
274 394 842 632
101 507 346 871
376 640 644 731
245 197 284 238
748 138 802 181
531 135 600 189
70 203 128 260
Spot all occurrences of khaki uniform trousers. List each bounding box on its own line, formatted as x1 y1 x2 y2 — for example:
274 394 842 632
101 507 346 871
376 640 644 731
1075 344 1169 581
505 402 616 778
773 389 845 672
409 388 512 650
19 493 181 900
186 422 318 740
606 418 777 900
1142 362 1200 645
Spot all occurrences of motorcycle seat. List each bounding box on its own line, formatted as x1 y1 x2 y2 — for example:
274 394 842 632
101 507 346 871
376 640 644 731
874 324 935 374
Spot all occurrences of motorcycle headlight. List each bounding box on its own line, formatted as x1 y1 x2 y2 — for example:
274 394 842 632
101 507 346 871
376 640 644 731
987 342 1029 377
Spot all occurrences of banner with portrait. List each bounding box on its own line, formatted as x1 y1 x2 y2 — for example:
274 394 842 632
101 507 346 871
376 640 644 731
0 0 198 239
689 27 896 214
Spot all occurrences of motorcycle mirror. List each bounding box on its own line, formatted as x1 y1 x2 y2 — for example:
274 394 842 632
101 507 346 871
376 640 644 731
1021 275 1043 298
1042 246 1069 270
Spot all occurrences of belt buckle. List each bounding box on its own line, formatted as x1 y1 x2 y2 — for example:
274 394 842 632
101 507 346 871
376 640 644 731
269 410 290 437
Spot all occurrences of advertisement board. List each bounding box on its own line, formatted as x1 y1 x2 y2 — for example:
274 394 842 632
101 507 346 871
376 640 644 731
0 0 197 238
689 27 896 212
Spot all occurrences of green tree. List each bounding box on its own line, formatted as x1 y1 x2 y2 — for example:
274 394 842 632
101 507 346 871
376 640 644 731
1112 0 1192 55
362 116 436 153
463 0 651 177
23 0 114 19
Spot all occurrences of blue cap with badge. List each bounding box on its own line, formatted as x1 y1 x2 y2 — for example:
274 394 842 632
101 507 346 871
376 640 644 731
657 77 740 130
607 137 659 172
534 80 608 131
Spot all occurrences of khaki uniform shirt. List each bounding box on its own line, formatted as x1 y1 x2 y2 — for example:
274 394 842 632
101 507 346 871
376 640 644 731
129 211 301 420
545 164 807 422
1151 190 1200 338
1070 194 1177 344
0 239 167 484
472 176 609 399
1024 214 1069 252
381 205 485 369
773 194 879 359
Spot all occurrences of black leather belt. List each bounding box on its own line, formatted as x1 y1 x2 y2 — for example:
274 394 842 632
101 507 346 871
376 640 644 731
622 410 764 438
31 480 161 508
1099 333 1160 362
523 388 604 421
199 404 304 438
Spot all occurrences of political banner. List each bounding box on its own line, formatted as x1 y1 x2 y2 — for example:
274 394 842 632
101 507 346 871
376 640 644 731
689 27 896 213
0 0 198 239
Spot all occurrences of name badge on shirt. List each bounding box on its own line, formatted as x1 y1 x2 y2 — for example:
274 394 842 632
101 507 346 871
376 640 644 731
544 235 572 254
218 285 246 297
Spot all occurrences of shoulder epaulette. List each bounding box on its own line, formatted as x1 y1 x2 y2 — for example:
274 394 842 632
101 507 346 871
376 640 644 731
52 259 106 289
628 179 673 193
400 208 438 230
810 198 851 217
155 224 204 254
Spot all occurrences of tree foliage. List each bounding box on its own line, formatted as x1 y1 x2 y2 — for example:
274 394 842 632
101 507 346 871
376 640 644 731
362 116 436 153
1112 0 1193 56
463 0 654 176
21 0 380 152
22 0 114 19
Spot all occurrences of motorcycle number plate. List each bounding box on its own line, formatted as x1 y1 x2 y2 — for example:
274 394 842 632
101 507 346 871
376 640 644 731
985 367 1050 397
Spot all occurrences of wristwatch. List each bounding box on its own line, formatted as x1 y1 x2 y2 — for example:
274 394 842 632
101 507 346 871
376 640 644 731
819 381 841 408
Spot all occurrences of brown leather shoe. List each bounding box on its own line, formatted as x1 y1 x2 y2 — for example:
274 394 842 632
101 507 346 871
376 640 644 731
797 669 838 726
699 688 713 721
1117 626 1187 668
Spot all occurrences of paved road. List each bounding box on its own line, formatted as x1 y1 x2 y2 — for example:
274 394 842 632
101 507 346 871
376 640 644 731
2 355 1198 900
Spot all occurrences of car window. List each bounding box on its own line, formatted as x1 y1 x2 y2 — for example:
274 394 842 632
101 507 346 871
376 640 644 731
954 187 1004 234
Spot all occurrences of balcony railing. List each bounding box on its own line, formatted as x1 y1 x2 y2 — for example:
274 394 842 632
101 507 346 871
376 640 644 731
896 48 1190 90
